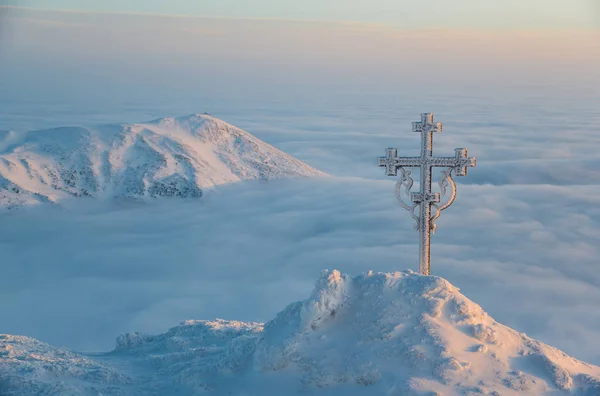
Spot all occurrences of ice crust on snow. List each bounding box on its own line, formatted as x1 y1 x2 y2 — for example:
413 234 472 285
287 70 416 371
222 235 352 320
2 270 600 395
0 114 324 208
0 334 131 395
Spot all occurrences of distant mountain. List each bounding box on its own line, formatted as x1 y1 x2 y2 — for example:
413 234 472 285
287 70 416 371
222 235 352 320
0 114 325 208
2 270 599 395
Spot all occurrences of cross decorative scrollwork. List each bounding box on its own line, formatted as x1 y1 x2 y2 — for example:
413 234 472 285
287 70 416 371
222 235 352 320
378 113 475 275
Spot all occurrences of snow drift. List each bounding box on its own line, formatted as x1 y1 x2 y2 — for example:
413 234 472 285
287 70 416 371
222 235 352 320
1 270 599 395
0 114 324 208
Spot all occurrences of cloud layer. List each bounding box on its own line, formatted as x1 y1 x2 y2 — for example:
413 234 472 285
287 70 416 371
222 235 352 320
0 6 599 370
1 176 599 367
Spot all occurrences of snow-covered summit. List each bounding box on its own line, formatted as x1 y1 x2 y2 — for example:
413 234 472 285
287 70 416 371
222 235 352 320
2 270 599 395
0 114 325 208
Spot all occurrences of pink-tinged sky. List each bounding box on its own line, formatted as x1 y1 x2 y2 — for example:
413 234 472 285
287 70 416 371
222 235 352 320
2 0 599 30
0 6 598 101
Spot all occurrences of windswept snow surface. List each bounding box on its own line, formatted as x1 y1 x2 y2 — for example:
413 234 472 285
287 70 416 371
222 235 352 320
0 114 324 208
2 270 599 395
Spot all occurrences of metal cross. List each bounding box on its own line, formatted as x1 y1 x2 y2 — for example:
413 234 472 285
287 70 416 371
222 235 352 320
378 113 475 276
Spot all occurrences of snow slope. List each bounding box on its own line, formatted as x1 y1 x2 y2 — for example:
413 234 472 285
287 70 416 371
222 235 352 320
0 114 324 208
2 270 599 395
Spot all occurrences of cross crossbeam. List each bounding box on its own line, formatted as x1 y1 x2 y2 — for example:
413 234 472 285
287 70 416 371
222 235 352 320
378 152 475 173
378 113 475 276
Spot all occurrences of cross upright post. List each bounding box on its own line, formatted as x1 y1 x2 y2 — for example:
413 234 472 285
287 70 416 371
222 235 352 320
378 113 475 275
414 113 439 276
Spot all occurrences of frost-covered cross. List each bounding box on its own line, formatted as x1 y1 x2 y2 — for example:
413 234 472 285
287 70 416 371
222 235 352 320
378 113 475 276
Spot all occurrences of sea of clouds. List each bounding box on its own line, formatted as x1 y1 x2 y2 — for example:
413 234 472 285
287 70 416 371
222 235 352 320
0 6 599 365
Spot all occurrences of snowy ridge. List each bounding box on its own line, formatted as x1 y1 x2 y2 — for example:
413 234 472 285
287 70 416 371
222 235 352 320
0 114 325 208
1 270 599 395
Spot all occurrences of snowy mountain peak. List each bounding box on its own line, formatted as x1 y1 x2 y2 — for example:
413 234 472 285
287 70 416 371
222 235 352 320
1 270 599 395
254 270 600 394
0 114 325 208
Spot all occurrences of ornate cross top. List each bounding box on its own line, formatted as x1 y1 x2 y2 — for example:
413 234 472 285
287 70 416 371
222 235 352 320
378 113 475 276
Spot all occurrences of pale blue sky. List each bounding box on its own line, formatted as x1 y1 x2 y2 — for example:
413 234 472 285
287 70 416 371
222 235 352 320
4 0 598 29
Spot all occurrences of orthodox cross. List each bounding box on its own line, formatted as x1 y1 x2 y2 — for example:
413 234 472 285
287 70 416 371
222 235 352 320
378 113 475 276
